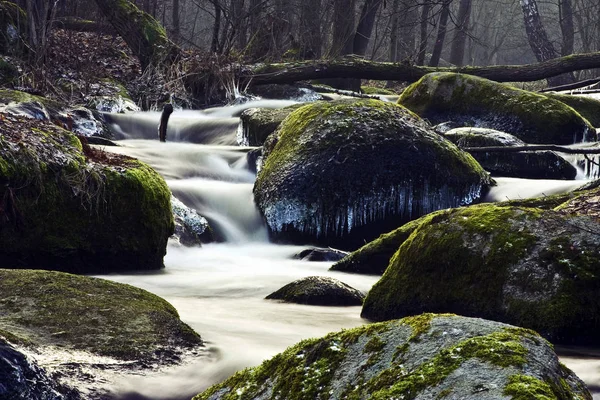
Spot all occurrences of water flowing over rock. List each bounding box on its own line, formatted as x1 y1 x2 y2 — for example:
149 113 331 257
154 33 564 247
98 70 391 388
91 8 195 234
0 338 81 400
266 276 365 306
445 127 577 179
171 196 212 246
399 72 596 144
0 114 174 273
254 99 492 249
194 314 591 400
362 204 600 345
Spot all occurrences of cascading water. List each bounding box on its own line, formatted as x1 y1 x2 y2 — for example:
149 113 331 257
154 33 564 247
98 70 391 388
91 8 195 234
96 101 599 400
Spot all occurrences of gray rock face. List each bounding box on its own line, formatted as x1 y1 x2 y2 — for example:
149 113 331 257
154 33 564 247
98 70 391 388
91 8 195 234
361 204 600 345
266 276 364 306
0 338 81 400
254 99 491 250
194 314 591 400
399 72 596 145
171 196 211 246
445 127 577 179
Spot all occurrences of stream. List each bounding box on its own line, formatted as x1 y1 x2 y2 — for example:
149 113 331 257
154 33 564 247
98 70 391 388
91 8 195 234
98 101 599 400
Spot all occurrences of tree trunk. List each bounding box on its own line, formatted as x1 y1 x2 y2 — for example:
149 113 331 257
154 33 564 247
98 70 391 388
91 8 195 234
559 0 574 56
429 0 451 67
171 0 180 43
227 51 600 85
331 0 355 56
210 0 221 53
93 0 179 70
353 0 383 57
389 0 400 62
417 3 431 65
449 0 471 66
26 0 58 65
299 0 322 58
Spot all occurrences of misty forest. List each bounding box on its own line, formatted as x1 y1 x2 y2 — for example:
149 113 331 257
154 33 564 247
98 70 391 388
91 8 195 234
1 0 600 399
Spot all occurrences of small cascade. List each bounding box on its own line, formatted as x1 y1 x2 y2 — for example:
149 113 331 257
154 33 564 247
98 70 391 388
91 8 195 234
560 142 600 179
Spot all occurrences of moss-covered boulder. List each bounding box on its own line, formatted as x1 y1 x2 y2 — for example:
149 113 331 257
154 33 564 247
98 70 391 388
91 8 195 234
544 92 600 128
398 73 595 145
445 127 577 179
238 104 303 146
266 276 365 306
254 99 491 249
362 204 600 345
194 314 591 400
0 1 26 55
0 114 174 272
0 269 202 362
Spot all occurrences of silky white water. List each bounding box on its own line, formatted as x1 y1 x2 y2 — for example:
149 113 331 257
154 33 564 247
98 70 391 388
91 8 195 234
98 105 599 399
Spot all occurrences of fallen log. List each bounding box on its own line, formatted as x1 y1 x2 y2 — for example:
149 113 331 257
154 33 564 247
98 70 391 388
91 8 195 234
236 52 600 86
463 145 600 154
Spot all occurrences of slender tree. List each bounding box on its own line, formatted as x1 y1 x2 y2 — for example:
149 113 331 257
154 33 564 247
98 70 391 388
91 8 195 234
353 0 383 56
429 0 452 67
449 0 472 66
417 2 431 65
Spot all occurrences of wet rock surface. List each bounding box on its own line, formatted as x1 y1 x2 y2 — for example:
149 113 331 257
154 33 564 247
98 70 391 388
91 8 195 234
266 276 365 306
194 314 591 400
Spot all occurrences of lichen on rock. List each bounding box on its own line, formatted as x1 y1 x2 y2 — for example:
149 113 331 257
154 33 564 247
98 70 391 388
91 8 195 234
254 99 492 249
398 72 596 145
193 314 591 400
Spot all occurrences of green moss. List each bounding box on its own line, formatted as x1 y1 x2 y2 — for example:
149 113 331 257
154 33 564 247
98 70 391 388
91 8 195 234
504 374 557 400
499 192 574 210
365 330 528 399
361 86 396 95
399 73 594 144
362 204 541 322
544 92 600 127
0 269 201 360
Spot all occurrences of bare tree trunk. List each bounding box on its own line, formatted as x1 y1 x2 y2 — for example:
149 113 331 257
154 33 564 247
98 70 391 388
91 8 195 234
389 0 400 62
172 0 180 42
449 0 471 66
26 0 59 65
353 0 383 56
299 0 322 58
417 2 431 65
211 0 221 53
559 0 574 56
331 0 355 56
429 0 451 67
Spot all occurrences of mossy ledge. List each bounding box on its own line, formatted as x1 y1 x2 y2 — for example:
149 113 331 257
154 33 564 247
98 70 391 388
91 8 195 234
0 269 202 362
361 203 600 345
398 72 595 145
0 114 174 273
193 314 590 400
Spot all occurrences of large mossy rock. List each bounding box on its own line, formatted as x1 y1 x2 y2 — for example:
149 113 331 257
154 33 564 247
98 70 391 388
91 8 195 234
266 276 365 306
445 127 577 179
254 99 491 249
194 314 591 400
0 1 26 54
0 115 174 272
361 204 600 345
544 92 600 128
398 73 595 145
0 269 202 362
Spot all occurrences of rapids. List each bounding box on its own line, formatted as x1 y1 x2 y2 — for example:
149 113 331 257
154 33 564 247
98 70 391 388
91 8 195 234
97 101 599 399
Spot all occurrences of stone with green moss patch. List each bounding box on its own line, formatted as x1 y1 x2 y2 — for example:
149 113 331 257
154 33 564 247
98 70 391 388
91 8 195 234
254 99 491 250
239 104 304 146
544 92 600 128
0 115 174 272
398 73 595 145
193 314 590 400
361 204 600 345
0 269 202 362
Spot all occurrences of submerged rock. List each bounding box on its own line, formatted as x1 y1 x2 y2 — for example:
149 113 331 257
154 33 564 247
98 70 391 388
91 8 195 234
0 115 174 273
445 127 577 179
254 99 491 249
362 204 600 345
399 72 595 144
266 276 364 306
194 314 591 400
0 337 81 400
